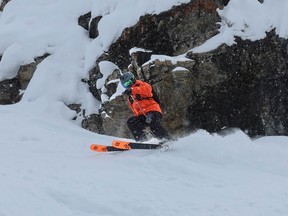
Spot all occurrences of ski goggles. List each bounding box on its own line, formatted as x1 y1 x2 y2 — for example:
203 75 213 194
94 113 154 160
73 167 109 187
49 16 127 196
123 79 133 88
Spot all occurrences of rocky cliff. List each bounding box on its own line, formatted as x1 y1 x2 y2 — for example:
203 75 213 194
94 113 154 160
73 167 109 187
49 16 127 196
80 1 287 138
1 0 287 138
187 30 288 136
82 0 288 138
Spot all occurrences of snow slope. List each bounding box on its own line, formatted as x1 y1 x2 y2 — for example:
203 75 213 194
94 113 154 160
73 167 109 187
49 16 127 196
1 0 288 113
1 0 288 215
0 104 288 216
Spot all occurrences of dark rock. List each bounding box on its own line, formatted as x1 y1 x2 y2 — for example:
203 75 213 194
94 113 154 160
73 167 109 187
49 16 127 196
187 30 288 136
67 103 82 114
223 0 230 6
78 12 91 31
18 62 37 89
88 65 102 101
105 69 121 98
89 16 102 39
130 51 152 71
82 114 105 134
0 78 21 104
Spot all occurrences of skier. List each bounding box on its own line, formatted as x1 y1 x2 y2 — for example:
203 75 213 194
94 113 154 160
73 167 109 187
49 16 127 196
120 71 171 142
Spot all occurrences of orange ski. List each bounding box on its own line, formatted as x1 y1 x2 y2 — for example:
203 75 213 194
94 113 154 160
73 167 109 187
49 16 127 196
90 140 164 152
112 140 132 150
90 144 125 152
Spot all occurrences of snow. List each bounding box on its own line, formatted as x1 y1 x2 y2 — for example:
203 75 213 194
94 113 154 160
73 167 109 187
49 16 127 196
1 0 288 215
0 43 28 80
144 54 193 66
129 47 152 55
97 61 118 89
0 104 288 216
172 66 189 72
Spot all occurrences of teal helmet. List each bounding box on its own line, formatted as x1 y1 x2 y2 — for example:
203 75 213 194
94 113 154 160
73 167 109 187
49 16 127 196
120 72 136 89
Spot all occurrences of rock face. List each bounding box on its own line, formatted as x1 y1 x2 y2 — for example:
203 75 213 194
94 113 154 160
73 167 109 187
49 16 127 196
187 30 288 136
98 0 221 70
85 0 229 138
1 0 287 138
138 55 196 136
84 1 288 138
82 113 105 135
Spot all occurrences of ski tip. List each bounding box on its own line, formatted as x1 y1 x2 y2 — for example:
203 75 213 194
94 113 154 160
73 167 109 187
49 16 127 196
90 144 108 152
112 140 131 150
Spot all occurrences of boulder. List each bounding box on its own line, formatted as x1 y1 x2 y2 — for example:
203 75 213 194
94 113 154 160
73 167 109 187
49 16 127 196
89 16 102 39
78 12 91 31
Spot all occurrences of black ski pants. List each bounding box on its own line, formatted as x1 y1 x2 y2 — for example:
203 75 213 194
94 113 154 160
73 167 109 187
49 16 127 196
127 111 169 141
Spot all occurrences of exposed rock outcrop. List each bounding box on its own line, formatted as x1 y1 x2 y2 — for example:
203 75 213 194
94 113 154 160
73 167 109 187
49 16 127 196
187 30 288 136
78 12 91 31
97 0 221 70
78 12 102 39
83 1 288 138
84 0 226 138
89 16 102 39
0 78 20 104
82 113 105 134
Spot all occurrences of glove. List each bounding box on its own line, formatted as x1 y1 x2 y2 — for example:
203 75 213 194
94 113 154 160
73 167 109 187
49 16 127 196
135 94 142 100
145 112 153 124
124 89 132 95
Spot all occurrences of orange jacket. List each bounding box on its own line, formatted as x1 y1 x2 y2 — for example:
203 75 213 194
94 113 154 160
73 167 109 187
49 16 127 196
128 80 162 116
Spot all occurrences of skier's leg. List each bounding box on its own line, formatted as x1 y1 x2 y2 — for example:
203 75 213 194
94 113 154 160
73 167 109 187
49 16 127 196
148 112 171 140
127 115 148 141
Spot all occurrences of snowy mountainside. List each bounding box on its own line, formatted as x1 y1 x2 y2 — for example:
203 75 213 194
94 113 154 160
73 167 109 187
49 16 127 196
0 104 288 216
0 0 288 215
